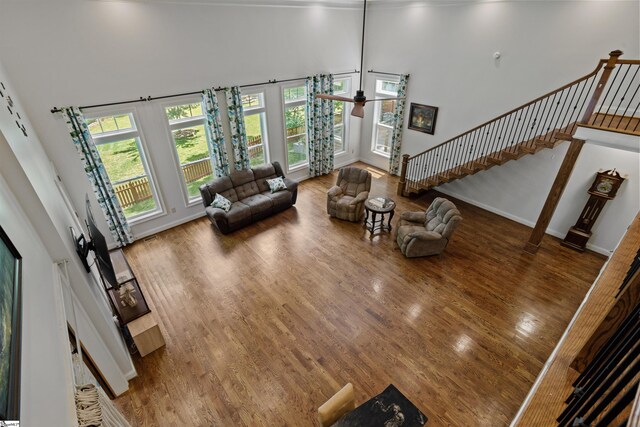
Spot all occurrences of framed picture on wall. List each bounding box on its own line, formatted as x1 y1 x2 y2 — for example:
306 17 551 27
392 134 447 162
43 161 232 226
0 226 22 421
408 103 439 135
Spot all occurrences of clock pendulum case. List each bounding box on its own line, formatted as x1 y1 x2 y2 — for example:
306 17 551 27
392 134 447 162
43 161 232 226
561 169 626 252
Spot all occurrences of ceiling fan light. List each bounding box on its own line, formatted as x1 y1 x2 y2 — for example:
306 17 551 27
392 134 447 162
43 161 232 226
351 104 365 118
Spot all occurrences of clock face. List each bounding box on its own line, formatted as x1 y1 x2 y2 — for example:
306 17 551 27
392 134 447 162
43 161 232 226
596 178 614 194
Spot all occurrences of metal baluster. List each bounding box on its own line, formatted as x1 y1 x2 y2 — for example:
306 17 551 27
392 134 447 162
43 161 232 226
559 324 640 425
583 361 640 426
573 307 640 389
594 62 623 121
513 105 532 149
565 79 589 135
593 380 638 427
540 91 561 141
609 65 639 128
549 87 571 136
532 95 552 140
601 63 631 120
557 83 580 133
522 100 543 145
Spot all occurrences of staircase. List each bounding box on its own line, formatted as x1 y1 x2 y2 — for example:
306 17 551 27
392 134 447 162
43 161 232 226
397 50 640 196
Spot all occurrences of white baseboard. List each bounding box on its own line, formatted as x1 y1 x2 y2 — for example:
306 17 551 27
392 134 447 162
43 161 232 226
436 188 611 256
123 368 138 381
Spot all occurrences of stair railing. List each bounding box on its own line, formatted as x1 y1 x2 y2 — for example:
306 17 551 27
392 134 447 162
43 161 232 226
580 58 640 136
397 50 633 196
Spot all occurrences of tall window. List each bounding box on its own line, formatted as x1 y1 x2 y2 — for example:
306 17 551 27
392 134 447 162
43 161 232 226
86 112 161 220
242 92 269 167
165 101 214 202
332 78 350 155
371 79 400 157
283 84 308 170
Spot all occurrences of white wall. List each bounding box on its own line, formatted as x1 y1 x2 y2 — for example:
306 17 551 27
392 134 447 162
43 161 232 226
358 1 639 252
0 136 76 426
0 0 363 244
0 58 134 397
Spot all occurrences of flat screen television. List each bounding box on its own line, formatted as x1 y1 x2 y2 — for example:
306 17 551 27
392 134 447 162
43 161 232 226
85 196 118 289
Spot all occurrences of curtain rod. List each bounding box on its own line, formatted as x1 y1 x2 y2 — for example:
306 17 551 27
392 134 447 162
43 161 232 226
50 70 359 114
367 69 409 78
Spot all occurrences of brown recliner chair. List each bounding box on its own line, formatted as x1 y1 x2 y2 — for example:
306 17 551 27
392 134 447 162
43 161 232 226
327 167 372 222
397 197 462 257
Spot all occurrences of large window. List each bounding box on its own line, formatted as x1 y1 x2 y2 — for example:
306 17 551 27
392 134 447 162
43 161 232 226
86 112 161 220
165 101 214 202
371 79 400 157
283 84 308 170
333 78 351 155
242 92 269 167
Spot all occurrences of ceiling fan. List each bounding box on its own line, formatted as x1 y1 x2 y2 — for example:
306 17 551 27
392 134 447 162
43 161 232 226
316 0 404 118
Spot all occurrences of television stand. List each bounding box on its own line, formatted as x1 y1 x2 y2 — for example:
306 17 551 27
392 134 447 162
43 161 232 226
107 248 151 325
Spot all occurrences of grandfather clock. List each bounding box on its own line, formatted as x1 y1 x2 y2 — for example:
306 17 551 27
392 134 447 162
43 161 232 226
562 169 625 252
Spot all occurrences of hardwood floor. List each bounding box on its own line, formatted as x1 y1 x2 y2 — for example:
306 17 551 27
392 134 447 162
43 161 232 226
114 162 606 426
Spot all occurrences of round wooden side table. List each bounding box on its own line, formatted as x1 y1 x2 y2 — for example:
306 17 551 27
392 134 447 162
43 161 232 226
364 197 396 239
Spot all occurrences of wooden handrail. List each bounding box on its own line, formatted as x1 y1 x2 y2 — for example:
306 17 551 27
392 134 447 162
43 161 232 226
406 58 607 161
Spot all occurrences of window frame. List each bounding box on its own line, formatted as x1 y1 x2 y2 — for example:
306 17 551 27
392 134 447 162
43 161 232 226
163 96 214 207
332 77 351 156
371 77 401 158
241 90 270 167
281 81 309 173
84 107 165 224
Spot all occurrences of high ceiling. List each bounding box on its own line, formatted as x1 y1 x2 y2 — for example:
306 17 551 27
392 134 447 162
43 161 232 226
89 0 600 8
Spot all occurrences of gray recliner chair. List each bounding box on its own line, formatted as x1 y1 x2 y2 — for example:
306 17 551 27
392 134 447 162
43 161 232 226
397 197 462 257
327 167 372 222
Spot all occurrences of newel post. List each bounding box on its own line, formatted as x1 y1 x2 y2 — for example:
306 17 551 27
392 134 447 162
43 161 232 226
397 154 410 196
579 50 623 125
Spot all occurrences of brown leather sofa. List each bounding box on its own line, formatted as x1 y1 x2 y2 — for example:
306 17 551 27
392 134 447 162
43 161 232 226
199 162 298 234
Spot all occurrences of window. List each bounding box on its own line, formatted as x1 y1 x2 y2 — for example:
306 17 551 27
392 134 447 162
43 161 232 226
332 78 351 154
86 112 161 220
165 101 214 202
242 92 269 167
371 79 400 157
283 84 308 170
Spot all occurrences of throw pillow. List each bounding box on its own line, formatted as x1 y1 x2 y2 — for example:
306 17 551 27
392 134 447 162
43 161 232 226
266 176 287 193
211 193 232 212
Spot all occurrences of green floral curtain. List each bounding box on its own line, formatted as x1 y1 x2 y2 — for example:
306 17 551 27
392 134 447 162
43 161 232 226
62 107 133 246
306 74 334 177
224 86 251 171
388 74 410 175
202 89 230 177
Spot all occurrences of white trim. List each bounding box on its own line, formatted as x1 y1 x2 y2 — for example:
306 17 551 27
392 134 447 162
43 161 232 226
281 81 310 172
160 96 213 207
436 187 612 255
82 105 167 221
242 89 271 166
124 368 138 381
371 77 401 158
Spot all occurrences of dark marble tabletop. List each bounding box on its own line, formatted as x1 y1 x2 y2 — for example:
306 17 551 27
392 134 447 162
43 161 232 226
332 384 427 427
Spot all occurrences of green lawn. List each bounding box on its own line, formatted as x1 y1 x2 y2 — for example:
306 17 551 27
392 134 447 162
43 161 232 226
244 114 261 139
96 138 144 183
186 174 214 199
123 198 157 218
173 125 209 163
